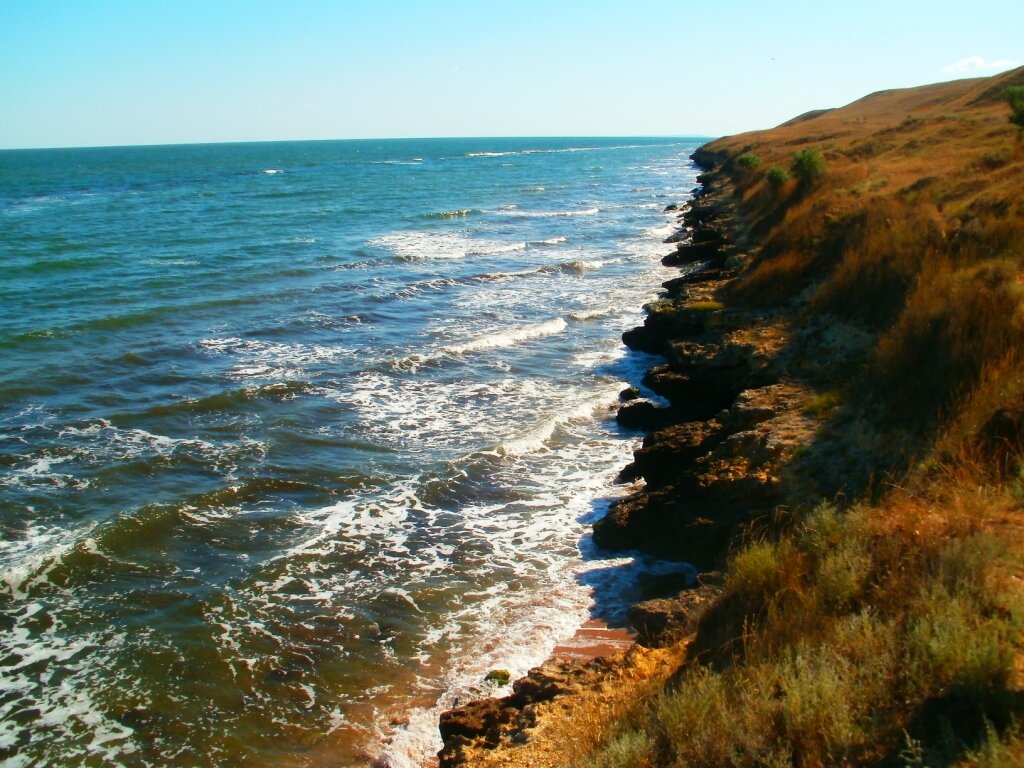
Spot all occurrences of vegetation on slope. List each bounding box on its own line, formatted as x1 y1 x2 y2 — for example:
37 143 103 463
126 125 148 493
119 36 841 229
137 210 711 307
579 66 1024 767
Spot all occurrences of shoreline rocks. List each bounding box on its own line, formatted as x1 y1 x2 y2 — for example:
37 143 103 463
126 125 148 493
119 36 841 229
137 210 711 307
436 153 818 766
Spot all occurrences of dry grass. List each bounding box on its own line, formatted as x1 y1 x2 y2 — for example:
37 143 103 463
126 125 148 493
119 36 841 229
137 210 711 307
578 66 1024 768
723 66 1024 448
873 258 1024 429
581 489 1024 768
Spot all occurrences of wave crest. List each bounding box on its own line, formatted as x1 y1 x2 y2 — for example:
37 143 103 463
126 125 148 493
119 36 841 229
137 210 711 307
442 318 568 355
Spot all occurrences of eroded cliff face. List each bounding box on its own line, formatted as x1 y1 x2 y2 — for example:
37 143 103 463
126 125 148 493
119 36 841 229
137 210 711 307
598 181 822 570
437 165 826 765
438 64 1024 767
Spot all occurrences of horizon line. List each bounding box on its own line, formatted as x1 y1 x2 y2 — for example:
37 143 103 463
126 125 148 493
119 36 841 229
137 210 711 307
0 133 718 153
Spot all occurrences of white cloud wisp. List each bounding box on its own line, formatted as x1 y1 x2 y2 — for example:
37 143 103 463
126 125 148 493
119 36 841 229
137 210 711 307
943 56 1020 74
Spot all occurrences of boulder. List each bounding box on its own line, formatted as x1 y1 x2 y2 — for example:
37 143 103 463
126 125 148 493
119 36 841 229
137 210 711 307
661 269 723 296
690 228 728 245
616 400 674 431
642 364 741 408
661 242 721 267
439 697 513 745
631 421 722 488
484 669 512 685
628 587 721 647
618 386 641 402
593 486 741 569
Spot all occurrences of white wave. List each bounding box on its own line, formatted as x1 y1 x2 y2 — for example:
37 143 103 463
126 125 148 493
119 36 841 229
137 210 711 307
462 253 611 285
540 257 617 275
464 144 664 160
0 522 95 599
0 585 137 764
571 346 627 370
466 242 526 256
1 419 264 497
568 307 620 322
465 266 544 284
497 384 620 456
0 455 82 490
643 218 681 239
370 231 527 261
501 206 600 218
340 372 551 451
57 419 218 460
442 317 567 355
197 336 356 381
261 169 283 174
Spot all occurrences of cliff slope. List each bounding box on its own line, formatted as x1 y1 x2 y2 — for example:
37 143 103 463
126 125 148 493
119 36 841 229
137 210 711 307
439 65 1024 767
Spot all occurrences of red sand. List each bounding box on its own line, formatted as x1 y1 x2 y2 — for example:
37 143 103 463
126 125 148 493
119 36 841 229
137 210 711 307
551 619 636 662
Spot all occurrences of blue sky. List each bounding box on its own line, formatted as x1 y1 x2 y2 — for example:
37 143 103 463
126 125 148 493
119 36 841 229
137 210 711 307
1 0 1021 149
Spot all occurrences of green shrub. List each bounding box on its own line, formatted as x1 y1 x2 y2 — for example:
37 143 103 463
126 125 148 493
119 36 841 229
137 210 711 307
792 148 828 185
766 165 790 191
968 721 1024 767
904 585 1014 701
816 547 869 611
1006 86 1024 130
687 300 725 312
727 539 789 598
805 390 845 418
580 730 654 768
737 152 762 172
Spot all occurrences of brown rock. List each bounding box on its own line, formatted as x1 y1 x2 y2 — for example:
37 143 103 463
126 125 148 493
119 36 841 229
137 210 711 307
630 420 721 488
661 242 722 267
439 698 513 744
616 400 673 431
628 586 721 647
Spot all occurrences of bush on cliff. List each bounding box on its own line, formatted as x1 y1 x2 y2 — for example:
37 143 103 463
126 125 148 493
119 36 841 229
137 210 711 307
766 165 789 192
579 493 1024 768
791 147 827 185
873 258 1024 429
574 69 1024 768
1006 85 1024 130
736 152 761 172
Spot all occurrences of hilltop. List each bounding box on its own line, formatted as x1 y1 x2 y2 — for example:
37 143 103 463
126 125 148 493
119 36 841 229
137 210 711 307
437 66 1024 767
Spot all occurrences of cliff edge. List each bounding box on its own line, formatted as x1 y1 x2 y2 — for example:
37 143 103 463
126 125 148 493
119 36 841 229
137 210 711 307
439 65 1024 767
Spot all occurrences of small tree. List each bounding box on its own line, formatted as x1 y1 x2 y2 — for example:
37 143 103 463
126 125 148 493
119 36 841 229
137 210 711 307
766 166 790 192
737 152 761 172
791 148 827 185
1005 86 1024 130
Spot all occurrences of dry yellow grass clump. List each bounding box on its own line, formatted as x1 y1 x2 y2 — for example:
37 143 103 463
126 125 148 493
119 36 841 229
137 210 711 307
577 66 1024 767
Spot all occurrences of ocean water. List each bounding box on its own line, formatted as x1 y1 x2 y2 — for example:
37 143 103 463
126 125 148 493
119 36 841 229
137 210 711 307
0 137 700 767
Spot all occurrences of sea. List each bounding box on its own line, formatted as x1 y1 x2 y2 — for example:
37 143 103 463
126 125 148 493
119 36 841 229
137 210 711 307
0 137 701 767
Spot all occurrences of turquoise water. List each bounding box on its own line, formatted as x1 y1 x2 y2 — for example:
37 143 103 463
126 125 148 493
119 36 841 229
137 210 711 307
0 137 700 766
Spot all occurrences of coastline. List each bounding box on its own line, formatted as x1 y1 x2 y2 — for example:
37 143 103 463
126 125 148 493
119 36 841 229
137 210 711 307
0 138 706 768
435 158 770 766
437 63 1024 766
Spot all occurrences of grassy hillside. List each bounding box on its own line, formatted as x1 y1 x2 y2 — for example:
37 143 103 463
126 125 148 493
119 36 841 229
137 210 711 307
578 67 1024 767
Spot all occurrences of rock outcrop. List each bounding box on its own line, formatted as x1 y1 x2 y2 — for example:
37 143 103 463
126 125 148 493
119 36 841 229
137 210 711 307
438 153 819 765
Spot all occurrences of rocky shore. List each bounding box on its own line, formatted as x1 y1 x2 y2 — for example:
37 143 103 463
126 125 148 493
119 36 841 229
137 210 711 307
437 64 1024 766
436 152 820 766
